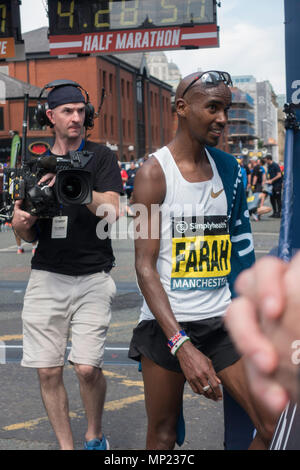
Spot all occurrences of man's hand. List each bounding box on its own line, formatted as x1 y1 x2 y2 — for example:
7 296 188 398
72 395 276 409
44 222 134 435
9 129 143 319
12 200 37 231
176 340 222 401
12 199 38 242
225 254 300 414
38 173 56 187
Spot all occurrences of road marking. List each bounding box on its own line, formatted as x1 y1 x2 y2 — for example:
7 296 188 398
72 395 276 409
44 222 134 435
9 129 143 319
2 394 145 432
2 369 144 432
0 335 131 345
252 232 279 236
2 390 212 432
0 334 23 341
104 394 145 411
4 416 50 431
0 245 18 252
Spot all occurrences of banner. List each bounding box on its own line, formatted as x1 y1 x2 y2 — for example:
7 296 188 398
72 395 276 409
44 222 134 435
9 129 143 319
284 0 300 250
9 133 21 169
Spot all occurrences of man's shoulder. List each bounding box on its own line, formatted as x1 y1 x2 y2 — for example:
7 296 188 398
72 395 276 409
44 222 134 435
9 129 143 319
273 162 281 171
84 140 108 151
138 155 164 180
84 140 114 158
132 157 165 205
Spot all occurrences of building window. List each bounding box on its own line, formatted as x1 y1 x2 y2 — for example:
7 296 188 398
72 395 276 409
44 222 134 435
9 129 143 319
0 107 4 130
127 81 130 99
121 79 125 98
102 70 106 90
109 73 113 93
28 107 45 130
104 114 107 135
128 120 131 138
110 115 114 136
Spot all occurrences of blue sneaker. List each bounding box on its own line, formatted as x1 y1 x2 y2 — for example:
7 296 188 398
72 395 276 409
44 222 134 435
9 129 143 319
84 436 110 450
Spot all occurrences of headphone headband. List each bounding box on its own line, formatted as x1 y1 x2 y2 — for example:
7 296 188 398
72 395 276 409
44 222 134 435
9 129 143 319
38 79 90 104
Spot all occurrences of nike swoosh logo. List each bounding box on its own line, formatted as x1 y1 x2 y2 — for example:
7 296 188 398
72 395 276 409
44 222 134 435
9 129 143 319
211 188 224 198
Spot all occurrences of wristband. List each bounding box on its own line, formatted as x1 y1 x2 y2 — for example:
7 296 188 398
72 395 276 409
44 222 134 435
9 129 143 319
170 336 191 356
167 329 187 350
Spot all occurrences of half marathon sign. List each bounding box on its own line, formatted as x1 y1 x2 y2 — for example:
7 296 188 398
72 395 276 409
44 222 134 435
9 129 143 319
48 0 219 55
49 24 218 55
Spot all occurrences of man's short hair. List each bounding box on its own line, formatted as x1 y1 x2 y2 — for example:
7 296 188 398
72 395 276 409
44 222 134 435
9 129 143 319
266 154 273 160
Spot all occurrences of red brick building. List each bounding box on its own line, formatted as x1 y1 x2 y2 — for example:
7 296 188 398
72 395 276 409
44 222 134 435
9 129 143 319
0 27 229 164
0 27 173 163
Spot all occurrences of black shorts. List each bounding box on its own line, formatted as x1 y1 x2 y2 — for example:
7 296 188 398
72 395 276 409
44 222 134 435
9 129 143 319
128 317 240 374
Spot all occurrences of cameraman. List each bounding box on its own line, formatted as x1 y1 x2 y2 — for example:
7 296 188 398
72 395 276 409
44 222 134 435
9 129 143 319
12 83 123 450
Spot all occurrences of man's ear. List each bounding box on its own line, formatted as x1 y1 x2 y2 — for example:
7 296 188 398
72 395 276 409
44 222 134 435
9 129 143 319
46 109 55 126
176 98 187 118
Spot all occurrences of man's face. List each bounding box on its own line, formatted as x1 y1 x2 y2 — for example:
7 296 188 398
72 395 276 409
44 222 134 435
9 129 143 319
179 82 231 147
47 102 85 139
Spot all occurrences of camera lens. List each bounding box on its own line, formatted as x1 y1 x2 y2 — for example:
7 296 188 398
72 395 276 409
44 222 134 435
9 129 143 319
61 175 82 200
56 169 92 206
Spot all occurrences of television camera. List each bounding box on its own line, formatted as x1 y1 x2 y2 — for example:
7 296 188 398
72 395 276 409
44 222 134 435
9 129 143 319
0 150 93 220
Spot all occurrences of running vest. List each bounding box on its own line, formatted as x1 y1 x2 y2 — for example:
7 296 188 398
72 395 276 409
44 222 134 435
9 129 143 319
139 146 232 323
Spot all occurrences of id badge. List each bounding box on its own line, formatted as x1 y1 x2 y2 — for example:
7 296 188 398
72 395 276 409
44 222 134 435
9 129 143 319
51 216 68 239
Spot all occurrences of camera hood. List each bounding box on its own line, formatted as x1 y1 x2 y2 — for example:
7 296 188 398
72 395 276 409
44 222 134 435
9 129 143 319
55 169 93 206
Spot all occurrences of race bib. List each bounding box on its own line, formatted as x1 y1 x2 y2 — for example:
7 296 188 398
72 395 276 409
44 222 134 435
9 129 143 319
171 215 231 290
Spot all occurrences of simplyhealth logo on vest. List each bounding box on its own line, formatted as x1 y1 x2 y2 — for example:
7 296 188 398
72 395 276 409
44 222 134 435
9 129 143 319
170 215 232 291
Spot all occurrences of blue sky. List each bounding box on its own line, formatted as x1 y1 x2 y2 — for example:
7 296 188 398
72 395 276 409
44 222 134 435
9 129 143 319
166 0 286 95
20 0 286 95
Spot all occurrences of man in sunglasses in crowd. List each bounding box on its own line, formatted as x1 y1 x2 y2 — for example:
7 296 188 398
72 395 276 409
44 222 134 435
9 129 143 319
128 71 278 449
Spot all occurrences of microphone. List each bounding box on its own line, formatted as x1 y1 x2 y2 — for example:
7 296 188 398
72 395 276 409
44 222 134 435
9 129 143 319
36 155 57 172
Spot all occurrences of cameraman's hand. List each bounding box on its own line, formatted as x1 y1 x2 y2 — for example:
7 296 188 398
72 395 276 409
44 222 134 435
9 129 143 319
12 200 38 242
38 173 56 187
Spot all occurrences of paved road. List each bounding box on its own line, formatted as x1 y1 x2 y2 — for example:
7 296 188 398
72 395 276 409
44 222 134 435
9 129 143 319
0 214 281 450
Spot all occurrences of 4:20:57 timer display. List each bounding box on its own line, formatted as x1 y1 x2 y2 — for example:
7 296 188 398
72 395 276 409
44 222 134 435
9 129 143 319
49 0 216 35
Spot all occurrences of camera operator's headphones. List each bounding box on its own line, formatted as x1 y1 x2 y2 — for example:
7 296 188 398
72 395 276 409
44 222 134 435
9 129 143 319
35 79 95 129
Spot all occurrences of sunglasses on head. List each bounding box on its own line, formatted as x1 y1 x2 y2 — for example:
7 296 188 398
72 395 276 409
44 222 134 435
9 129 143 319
181 71 233 98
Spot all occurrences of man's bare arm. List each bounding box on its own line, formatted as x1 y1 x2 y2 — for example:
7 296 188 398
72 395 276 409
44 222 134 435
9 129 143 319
87 191 120 220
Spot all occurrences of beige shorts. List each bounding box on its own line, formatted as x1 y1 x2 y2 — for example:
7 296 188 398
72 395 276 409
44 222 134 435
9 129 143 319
21 269 116 369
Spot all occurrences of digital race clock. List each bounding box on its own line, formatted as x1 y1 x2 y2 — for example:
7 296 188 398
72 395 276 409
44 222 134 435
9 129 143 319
49 0 216 34
0 0 21 39
0 1 22 59
48 0 219 55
